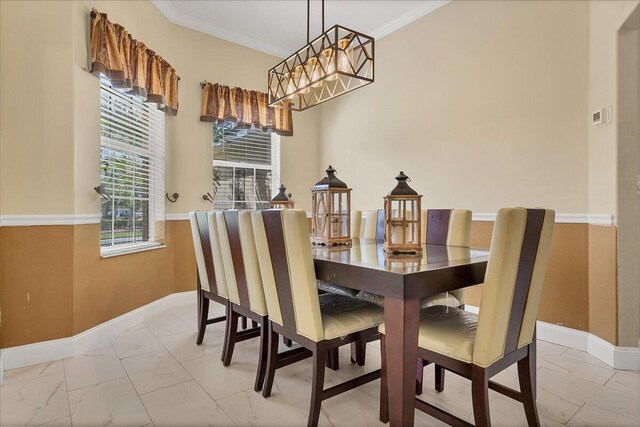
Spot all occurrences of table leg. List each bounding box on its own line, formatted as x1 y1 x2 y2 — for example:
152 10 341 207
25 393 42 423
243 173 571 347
384 296 420 427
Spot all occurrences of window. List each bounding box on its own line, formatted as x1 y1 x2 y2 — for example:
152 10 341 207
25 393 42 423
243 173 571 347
212 125 280 210
99 77 165 255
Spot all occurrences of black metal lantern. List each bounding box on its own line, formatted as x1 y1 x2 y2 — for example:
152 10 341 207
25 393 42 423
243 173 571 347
311 166 351 246
384 172 422 254
270 184 295 209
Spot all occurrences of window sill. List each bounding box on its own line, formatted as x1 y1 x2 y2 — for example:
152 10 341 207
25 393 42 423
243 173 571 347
100 243 166 259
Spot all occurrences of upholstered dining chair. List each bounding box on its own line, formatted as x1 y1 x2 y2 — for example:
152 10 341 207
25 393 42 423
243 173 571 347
189 211 228 345
362 209 385 240
213 210 270 391
354 209 473 377
252 209 384 427
350 209 363 238
379 207 555 427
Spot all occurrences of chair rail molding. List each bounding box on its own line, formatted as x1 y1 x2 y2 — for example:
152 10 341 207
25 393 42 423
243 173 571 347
0 214 101 227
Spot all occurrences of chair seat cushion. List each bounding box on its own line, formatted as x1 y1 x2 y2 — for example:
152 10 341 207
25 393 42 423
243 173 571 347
355 291 461 309
379 306 478 363
316 280 358 297
319 293 384 340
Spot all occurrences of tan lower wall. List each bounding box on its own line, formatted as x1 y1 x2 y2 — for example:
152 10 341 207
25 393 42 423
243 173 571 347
0 219 618 348
466 221 615 341
71 224 176 335
0 226 75 348
172 220 198 293
588 225 618 344
0 221 199 348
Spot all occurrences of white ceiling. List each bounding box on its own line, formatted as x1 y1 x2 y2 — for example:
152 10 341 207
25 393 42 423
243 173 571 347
151 1 449 58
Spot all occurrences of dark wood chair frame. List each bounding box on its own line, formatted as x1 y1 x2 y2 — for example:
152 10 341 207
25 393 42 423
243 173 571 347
194 211 227 346
260 210 382 427
379 208 548 427
219 210 270 392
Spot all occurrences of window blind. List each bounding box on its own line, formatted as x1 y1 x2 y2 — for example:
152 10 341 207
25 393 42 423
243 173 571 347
100 77 165 253
212 126 279 210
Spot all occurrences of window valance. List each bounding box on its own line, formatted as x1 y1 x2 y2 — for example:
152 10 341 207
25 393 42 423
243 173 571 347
89 8 179 116
200 82 293 136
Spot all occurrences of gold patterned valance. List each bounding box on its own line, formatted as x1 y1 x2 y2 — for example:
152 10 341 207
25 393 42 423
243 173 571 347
89 8 179 116
200 82 293 136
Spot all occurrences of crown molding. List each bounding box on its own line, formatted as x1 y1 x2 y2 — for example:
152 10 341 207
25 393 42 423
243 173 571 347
150 0 291 58
0 214 101 227
151 1 451 59
369 1 450 40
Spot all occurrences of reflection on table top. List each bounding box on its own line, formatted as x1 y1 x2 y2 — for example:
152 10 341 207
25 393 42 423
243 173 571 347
311 238 489 275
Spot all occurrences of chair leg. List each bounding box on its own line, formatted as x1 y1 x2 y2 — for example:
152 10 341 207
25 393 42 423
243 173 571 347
262 323 279 398
518 343 541 427
379 335 389 423
308 346 326 427
435 364 445 392
251 319 258 328
471 365 491 427
283 337 293 347
254 318 268 392
241 316 248 330
196 292 209 345
326 348 340 371
350 341 357 364
356 339 366 366
415 358 424 395
222 310 238 366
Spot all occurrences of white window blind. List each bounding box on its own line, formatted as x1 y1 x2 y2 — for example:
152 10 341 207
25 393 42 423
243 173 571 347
99 77 165 255
212 125 280 210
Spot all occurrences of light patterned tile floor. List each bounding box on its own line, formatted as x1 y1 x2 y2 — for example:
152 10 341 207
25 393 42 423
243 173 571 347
1 302 639 426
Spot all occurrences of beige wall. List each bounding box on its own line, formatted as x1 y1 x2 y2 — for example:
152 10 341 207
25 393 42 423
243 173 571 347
0 1 76 215
1 0 321 217
0 0 321 348
318 0 589 214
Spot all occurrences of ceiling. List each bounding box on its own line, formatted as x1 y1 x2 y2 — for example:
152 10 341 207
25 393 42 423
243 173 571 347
151 1 449 58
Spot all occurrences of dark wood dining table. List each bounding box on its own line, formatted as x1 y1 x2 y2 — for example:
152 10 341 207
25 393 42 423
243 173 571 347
312 239 489 427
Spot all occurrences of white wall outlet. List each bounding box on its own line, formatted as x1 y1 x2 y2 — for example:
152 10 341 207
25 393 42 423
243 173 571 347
592 106 612 127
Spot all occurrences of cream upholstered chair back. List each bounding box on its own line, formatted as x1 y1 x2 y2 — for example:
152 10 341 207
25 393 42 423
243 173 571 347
423 209 472 246
473 208 555 367
189 211 212 293
237 211 268 316
217 210 267 315
251 211 283 325
216 211 240 304
362 209 385 240
206 212 228 298
259 209 325 341
423 209 472 304
350 210 363 238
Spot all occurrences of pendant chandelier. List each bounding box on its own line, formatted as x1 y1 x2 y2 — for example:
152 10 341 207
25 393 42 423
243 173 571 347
268 0 375 111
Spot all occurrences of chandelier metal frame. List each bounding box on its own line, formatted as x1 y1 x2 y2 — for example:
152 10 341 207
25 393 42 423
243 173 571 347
267 1 375 111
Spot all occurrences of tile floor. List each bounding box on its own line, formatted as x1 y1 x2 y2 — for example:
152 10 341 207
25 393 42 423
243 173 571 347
1 302 639 426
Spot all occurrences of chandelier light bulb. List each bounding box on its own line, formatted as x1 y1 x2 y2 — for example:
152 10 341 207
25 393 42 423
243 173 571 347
321 48 338 81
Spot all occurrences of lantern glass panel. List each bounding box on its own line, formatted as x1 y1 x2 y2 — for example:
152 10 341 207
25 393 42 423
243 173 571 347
314 192 328 239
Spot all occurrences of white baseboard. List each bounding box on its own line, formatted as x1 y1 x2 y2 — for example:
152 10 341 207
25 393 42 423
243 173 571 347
0 291 196 374
465 305 639 370
2 295 636 380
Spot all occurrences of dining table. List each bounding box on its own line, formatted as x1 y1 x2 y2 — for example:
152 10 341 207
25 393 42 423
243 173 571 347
312 238 489 427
